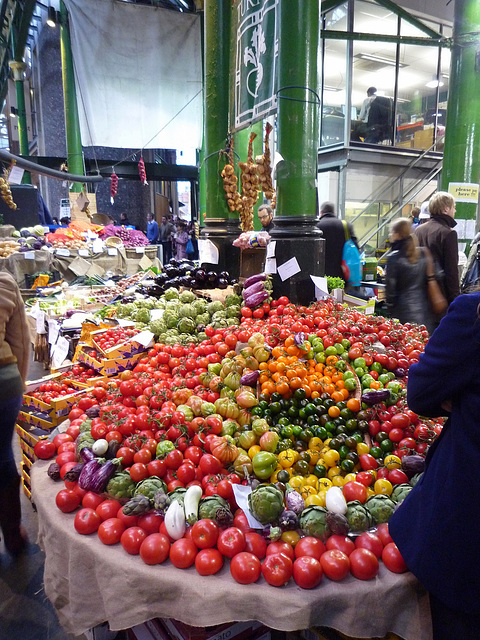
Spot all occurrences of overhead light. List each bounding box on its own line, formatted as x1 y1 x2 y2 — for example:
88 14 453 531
426 75 445 88
10 107 18 118
46 6 57 27
356 53 405 68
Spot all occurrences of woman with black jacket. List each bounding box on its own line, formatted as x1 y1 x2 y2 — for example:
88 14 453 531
385 217 435 334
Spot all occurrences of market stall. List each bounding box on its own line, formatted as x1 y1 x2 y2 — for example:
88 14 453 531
31 461 431 640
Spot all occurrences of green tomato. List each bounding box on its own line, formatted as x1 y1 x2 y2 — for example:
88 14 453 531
370 361 383 374
252 451 278 480
325 346 338 357
353 357 366 369
344 377 357 392
156 440 175 459
378 373 391 385
355 366 366 378
334 343 345 355
315 352 326 364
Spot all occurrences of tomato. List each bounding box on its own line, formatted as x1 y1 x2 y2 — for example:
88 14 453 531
266 541 295 562
169 538 198 568
147 459 167 478
91 422 109 440
342 481 368 504
116 506 139 529
320 549 350 581
96 499 122 521
198 453 222 476
292 556 323 589
139 533 171 565
97 518 126 545
326 535 355 557
57 442 76 454
382 542 407 573
191 519 219 549
81 492 105 510
55 489 81 513
74 508 102 535
116 447 135 467
376 522 394 546
60 461 78 480
230 551 262 584
354 532 384 558
294 536 326 561
165 449 184 470
120 526 147 554
261 553 293 587
195 548 224 576
66 425 80 440
244 531 267 559
129 463 149 483
137 512 163 535
349 547 379 580
53 433 74 449
217 527 246 558
55 450 76 467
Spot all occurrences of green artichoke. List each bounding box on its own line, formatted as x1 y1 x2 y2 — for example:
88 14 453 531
198 495 231 522
134 476 167 503
122 494 151 516
299 506 328 540
106 472 136 500
364 495 396 524
345 500 375 533
168 486 187 506
391 483 413 504
248 484 284 525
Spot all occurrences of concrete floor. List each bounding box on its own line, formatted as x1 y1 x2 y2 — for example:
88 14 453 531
0 357 127 640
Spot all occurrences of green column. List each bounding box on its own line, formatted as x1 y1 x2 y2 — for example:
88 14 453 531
60 1 83 193
275 0 320 231
203 0 231 223
440 0 480 247
8 60 31 184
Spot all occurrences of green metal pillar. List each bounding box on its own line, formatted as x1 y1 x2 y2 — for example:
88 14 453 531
60 0 84 193
274 0 321 234
9 59 31 184
234 122 263 231
440 0 480 247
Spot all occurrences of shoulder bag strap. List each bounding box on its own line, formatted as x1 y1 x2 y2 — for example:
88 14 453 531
422 246 435 278
342 219 350 242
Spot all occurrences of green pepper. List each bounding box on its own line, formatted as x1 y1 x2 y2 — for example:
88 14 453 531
156 440 175 459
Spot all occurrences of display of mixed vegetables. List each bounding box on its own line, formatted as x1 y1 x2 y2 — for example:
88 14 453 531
35 278 439 589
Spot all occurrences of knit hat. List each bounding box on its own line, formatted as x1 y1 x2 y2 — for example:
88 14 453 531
419 201 430 220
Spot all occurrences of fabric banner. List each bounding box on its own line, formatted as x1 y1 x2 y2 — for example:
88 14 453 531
233 0 279 130
63 0 203 149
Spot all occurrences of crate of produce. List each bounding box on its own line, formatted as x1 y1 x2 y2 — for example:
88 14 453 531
76 345 147 376
91 326 153 360
18 409 60 431
22 376 88 423
157 619 264 640
52 362 110 388
15 423 51 449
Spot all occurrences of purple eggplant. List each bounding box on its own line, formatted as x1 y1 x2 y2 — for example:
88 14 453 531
361 389 391 405
240 370 260 386
242 281 266 299
79 447 96 463
64 463 84 483
89 459 122 494
244 289 269 308
243 273 268 288
78 458 103 490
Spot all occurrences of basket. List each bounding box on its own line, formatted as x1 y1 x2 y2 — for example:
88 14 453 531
125 246 158 260
104 236 124 248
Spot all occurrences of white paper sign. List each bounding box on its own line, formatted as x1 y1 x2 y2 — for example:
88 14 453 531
266 241 276 258
29 302 41 319
117 319 136 327
47 319 60 345
265 257 277 274
51 336 70 369
78 249 90 257
24 251 35 260
36 311 47 335
198 239 219 265
135 246 145 254
107 248 118 256
60 198 71 219
92 239 104 254
130 330 154 348
231 485 263 529
150 309 165 320
277 257 301 282
56 248 70 257
365 299 376 315
8 165 25 185
310 275 329 298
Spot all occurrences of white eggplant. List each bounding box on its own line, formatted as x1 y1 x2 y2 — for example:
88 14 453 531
164 499 186 540
184 485 202 525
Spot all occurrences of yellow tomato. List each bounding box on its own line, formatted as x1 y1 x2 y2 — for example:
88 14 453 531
305 493 326 507
327 465 342 481
317 478 333 491
277 448 297 468
356 442 370 456
384 454 402 471
332 474 346 487
301 485 317 500
366 487 376 498
323 449 340 467
304 474 319 490
343 473 357 484
281 530 300 546
248 445 261 459
306 449 321 466
308 437 323 451
289 475 304 490
374 478 393 496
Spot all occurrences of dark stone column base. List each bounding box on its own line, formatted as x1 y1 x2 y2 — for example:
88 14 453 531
200 218 241 279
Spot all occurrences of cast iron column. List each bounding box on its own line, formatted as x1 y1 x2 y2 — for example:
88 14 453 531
440 0 480 248
8 60 30 184
60 1 84 193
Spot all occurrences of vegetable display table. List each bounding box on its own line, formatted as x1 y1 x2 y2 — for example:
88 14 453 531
31 461 432 639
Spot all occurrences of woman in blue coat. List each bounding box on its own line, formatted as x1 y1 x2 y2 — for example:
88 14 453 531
389 292 480 639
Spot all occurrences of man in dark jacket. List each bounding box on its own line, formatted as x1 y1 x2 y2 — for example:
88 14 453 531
414 191 460 306
316 201 358 279
258 204 274 233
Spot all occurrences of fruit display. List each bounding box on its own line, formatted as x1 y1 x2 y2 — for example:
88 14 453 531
93 326 141 354
0 239 21 258
37 289 438 590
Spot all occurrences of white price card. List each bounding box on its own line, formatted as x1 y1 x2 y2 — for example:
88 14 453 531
150 309 164 320
277 257 301 282
266 241 276 258
310 275 329 299
198 239 219 265
117 319 136 327
131 330 154 348
47 319 60 345
36 310 47 335
365 299 376 315
231 485 263 529
265 257 277 274
78 249 90 257
24 251 35 260
135 246 145 254
56 248 70 257
8 165 24 185
107 248 118 256
51 336 70 369
92 239 104 254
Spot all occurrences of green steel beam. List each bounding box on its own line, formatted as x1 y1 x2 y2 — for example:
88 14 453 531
12 0 36 62
321 29 446 47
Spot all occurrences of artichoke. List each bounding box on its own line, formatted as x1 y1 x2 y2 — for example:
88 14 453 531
391 483 413 504
299 506 328 541
345 500 374 533
198 495 231 521
168 487 187 506
215 507 234 528
123 494 151 516
134 476 167 503
106 472 136 500
179 290 196 304
153 489 171 512
410 472 423 487
364 495 396 525
248 484 284 525
326 511 349 536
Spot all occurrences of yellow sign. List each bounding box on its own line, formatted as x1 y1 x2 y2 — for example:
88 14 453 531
448 182 479 203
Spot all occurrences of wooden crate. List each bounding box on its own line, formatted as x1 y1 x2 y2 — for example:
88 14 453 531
240 248 266 280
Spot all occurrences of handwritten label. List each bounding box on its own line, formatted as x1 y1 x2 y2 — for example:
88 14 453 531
277 257 301 282
56 248 70 257
47 319 60 345
24 251 35 260
138 254 153 270
264 257 277 274
266 241 276 258
51 336 70 369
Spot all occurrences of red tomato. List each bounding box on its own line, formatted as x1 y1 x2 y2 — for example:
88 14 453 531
320 549 350 581
294 536 326 561
53 432 74 448
147 459 167 478
349 548 379 580
96 499 122 521
191 519 219 549
137 512 163 535
74 508 102 535
129 463 149 483
82 492 105 510
261 553 293 587
195 548 224 576
60 461 78 480
116 506 139 529
266 541 295 562
165 449 184 470
354 532 384 558
342 481 368 504
244 531 267 559
57 442 76 454
382 542 407 573
376 522 393 546
217 527 246 558
120 526 147 555
139 533 171 565
55 489 81 513
198 453 222 476
97 518 125 545
292 556 323 589
230 551 261 584
326 535 355 557
55 450 76 467
169 538 198 568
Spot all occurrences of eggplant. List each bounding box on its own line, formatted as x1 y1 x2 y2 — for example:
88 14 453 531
47 463 61 481
179 275 192 287
219 271 230 280
207 271 218 285
85 405 101 419
64 463 84 483
244 289 269 308
165 265 180 278
106 439 121 459
89 459 121 494
168 258 179 267
217 277 229 289
78 458 103 490
243 281 266 299
194 268 207 283
401 454 426 479
79 447 96 463
243 273 268 288
361 389 391 405
240 370 260 386
154 273 168 286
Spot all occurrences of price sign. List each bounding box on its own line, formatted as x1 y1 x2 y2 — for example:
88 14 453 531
24 251 35 260
56 248 70 257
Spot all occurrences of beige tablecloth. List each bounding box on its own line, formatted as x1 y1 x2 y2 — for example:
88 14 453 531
31 462 432 639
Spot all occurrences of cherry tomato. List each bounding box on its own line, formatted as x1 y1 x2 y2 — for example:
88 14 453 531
230 551 261 584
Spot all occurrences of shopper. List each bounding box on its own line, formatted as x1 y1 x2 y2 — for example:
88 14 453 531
385 217 435 333
316 201 359 281
120 212 131 226
159 216 175 264
174 221 189 260
0 273 31 556
414 191 460 312
389 290 480 639
258 204 274 233
146 213 159 244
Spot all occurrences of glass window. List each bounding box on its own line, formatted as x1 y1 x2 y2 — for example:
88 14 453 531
324 3 348 32
321 39 347 147
354 0 397 36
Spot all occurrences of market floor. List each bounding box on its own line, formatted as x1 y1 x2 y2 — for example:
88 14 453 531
0 357 128 640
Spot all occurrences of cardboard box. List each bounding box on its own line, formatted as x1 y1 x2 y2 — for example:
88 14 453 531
76 346 147 376
15 422 51 448
21 450 35 469
91 328 148 360
413 127 434 150
158 619 264 640
23 377 87 422
19 409 60 431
